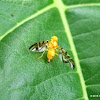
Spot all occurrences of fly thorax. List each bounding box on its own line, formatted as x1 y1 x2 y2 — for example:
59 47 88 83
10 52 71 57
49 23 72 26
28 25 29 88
53 41 58 48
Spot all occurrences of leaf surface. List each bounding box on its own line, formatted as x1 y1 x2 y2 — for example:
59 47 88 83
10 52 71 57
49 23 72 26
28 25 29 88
0 0 100 100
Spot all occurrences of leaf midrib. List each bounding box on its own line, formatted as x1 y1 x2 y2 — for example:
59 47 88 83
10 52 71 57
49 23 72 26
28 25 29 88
54 0 88 100
1 1 100 99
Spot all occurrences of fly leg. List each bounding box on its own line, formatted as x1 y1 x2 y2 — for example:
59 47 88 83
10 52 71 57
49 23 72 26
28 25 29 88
53 53 59 67
37 49 48 60
55 53 59 62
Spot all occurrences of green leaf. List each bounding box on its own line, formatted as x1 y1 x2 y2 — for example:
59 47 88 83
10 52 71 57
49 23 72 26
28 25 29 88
0 0 100 100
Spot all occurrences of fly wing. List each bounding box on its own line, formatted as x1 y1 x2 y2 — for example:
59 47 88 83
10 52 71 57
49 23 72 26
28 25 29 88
29 40 49 52
59 48 75 69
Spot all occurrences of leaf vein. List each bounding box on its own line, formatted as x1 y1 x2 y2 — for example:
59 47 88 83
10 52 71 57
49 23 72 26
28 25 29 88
35 72 77 87
54 0 89 100
80 55 100 61
85 71 100 82
65 3 100 9
0 4 55 41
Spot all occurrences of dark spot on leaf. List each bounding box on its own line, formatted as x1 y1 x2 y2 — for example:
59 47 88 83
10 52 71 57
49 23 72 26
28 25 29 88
11 14 14 17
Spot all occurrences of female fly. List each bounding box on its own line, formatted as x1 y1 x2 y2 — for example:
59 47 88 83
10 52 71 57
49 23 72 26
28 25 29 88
29 36 75 69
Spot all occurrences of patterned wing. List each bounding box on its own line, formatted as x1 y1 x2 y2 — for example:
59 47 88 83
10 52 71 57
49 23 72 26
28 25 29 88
29 40 49 52
59 48 75 69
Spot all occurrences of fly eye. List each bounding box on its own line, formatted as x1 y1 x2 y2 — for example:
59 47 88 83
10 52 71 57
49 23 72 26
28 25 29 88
61 48 63 49
47 40 48 43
